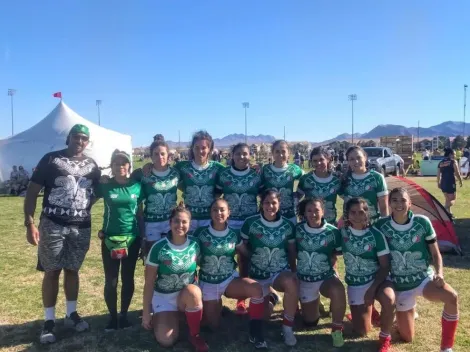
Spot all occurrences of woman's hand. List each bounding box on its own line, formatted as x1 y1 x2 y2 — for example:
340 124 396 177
142 312 153 330
433 273 445 288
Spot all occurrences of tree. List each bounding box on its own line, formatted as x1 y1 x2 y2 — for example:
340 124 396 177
291 142 310 156
466 136 470 148
451 135 466 150
438 136 450 149
359 140 377 147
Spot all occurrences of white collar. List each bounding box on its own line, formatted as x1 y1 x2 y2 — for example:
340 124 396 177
208 223 230 237
303 221 327 234
348 227 368 237
231 166 250 176
191 161 210 171
165 237 189 250
351 171 370 180
152 167 171 177
270 164 288 172
260 214 283 228
390 214 414 231
312 171 333 183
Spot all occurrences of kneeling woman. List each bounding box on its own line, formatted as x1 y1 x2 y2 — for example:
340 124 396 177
194 199 267 349
142 204 208 352
295 198 346 348
340 198 395 352
376 188 459 352
238 189 299 347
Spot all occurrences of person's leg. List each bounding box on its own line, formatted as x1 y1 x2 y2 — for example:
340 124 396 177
236 253 250 314
153 312 180 347
375 281 395 349
101 240 120 328
396 310 415 342
43 270 62 315
350 304 372 336
299 280 321 326
320 277 346 335
119 238 140 325
273 272 299 347
423 281 459 351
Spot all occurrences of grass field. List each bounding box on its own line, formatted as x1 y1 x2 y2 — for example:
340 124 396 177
1 176 469 352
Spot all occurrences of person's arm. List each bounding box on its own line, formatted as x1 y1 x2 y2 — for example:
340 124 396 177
376 173 389 217
437 164 442 189
24 181 43 245
137 203 145 238
364 253 390 306
236 241 251 258
428 241 444 287
378 195 389 217
453 160 463 187
142 265 157 329
287 241 297 273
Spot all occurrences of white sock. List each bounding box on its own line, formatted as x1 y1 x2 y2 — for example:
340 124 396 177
66 300 77 316
45 307 56 321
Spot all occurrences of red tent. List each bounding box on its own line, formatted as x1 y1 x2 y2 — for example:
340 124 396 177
386 177 461 254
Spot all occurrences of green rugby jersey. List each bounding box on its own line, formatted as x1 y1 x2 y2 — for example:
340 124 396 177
339 170 388 224
146 235 200 294
295 221 341 282
339 226 390 286
94 178 143 236
216 166 262 221
194 225 241 284
241 214 295 280
261 163 304 219
298 172 341 224
375 213 436 291
174 161 225 220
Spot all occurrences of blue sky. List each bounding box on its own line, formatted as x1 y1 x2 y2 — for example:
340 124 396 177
1 1 469 146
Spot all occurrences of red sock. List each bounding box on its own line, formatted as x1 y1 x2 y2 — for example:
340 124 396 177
249 297 265 320
185 307 203 337
283 313 294 328
331 322 343 332
441 311 459 349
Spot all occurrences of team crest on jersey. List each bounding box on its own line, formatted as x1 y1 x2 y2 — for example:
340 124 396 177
110 194 118 199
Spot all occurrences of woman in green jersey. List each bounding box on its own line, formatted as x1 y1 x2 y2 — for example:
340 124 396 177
295 198 346 348
339 146 389 226
261 140 304 224
238 189 299 347
339 198 395 352
143 204 209 352
194 199 267 349
95 150 144 331
216 143 263 315
298 147 341 225
376 188 459 352
140 138 180 254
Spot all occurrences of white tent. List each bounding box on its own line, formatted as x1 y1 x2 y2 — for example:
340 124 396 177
0 101 132 182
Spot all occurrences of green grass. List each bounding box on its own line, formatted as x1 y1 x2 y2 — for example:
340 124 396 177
1 177 469 351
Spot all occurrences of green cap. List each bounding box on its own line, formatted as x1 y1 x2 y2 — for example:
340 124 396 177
69 124 90 137
111 149 131 164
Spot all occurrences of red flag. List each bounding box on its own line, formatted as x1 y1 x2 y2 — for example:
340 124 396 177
53 92 62 98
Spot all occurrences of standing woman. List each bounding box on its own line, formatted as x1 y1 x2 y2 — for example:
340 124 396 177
139 138 180 253
376 188 459 352
238 189 299 347
298 147 341 225
173 130 225 231
339 198 395 352
216 143 263 315
437 148 463 217
142 204 209 352
295 198 346 348
194 199 267 349
95 150 144 331
340 146 389 225
262 140 304 224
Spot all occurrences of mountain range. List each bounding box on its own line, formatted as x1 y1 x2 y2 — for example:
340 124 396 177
165 133 276 148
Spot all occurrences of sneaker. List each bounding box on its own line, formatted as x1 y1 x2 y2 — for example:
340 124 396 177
119 314 132 330
378 336 392 352
39 320 56 344
104 318 118 332
332 330 344 348
282 326 297 347
249 335 268 349
64 311 89 332
236 299 248 315
189 334 209 352
441 349 453 352
371 307 381 327
249 319 268 349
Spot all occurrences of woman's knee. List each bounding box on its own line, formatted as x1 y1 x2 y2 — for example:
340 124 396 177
445 288 458 307
247 281 264 298
105 277 118 290
180 284 202 305
155 331 178 348
379 288 396 308
281 274 299 294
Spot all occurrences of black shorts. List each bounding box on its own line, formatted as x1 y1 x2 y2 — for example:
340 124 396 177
441 182 456 194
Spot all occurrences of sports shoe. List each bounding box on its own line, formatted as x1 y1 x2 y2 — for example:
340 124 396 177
249 319 268 349
249 335 268 349
282 326 297 347
441 349 453 352
189 334 209 352
39 320 56 344
64 311 89 332
332 330 344 348
104 317 118 332
236 299 248 315
378 336 391 352
371 307 381 327
119 314 132 329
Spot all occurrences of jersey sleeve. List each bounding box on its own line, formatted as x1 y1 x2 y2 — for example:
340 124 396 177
130 168 144 182
287 221 296 243
334 228 343 252
297 174 306 196
215 168 225 192
235 229 243 246
240 219 251 240
375 172 388 197
420 216 437 241
94 183 104 199
30 154 51 186
293 164 305 180
373 227 390 257
146 242 161 267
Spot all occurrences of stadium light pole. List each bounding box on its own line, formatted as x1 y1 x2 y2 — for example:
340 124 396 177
242 102 250 143
8 89 16 136
348 94 357 144
464 85 468 139
96 100 102 126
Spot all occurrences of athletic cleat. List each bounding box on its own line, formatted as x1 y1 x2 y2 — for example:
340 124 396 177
249 335 268 349
331 330 344 348
282 326 297 347
378 336 392 352
189 334 209 352
104 317 118 332
441 349 453 352
39 320 56 344
236 299 248 315
119 315 132 329
249 319 267 349
64 311 89 332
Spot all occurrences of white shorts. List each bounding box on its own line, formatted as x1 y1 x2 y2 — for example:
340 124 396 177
145 221 170 242
347 281 374 306
396 276 433 312
299 279 324 303
190 219 211 231
228 219 245 230
199 271 239 301
256 271 287 297
152 291 180 313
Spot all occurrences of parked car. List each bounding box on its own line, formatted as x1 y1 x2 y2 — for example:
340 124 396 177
363 147 402 176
